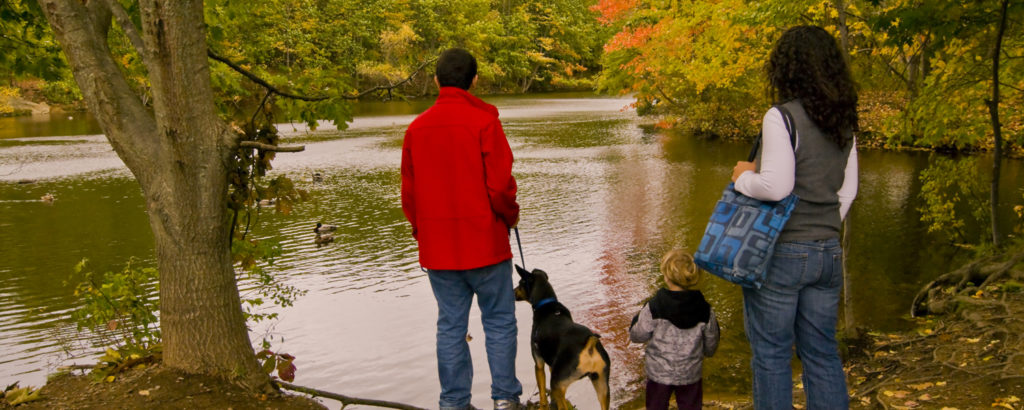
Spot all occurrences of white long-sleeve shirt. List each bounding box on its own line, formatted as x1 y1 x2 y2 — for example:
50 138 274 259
735 108 858 219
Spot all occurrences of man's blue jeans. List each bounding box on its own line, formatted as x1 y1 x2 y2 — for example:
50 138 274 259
742 238 849 410
427 259 522 409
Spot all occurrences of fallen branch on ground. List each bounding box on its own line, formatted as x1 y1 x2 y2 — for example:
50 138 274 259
274 381 428 410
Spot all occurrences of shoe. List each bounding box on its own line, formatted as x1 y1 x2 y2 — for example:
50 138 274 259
493 399 521 410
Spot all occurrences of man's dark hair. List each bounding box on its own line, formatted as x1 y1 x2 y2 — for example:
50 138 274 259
435 48 477 90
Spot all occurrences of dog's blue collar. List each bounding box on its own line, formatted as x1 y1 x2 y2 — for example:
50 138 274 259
532 297 557 310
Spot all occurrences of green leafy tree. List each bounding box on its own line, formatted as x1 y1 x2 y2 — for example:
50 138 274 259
0 0 65 82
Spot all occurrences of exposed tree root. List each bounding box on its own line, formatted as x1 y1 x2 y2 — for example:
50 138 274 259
911 250 1024 317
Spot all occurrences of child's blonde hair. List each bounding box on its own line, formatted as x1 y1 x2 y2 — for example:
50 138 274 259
661 249 699 289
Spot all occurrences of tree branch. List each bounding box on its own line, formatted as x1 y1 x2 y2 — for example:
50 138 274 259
102 0 148 63
250 90 272 126
1000 82 1023 93
239 141 304 152
36 0 160 177
207 51 329 101
207 50 435 101
350 57 437 99
273 381 427 410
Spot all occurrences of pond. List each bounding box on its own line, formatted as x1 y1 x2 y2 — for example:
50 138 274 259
1 93 1022 408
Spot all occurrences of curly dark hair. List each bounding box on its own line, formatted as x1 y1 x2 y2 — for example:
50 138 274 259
767 26 858 148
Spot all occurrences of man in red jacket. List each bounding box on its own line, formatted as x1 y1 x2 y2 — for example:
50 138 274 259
401 48 522 410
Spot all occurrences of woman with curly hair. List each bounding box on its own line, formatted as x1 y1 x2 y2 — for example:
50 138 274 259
730 25 859 409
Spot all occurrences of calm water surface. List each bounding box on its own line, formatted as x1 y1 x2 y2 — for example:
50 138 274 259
1 93 1022 408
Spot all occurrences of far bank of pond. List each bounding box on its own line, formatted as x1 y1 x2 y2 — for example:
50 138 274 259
1 92 1022 408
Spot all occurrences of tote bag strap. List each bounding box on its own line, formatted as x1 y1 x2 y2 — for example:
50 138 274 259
747 104 798 162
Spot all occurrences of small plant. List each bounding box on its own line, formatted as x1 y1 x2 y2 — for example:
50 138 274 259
69 258 160 351
67 258 163 381
256 346 296 382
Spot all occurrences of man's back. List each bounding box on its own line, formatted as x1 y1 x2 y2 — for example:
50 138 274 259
401 87 518 271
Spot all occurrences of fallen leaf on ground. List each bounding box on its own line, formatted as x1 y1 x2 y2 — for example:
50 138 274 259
909 382 934 390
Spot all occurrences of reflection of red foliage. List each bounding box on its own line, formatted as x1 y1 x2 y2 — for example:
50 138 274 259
591 0 639 25
591 250 649 399
655 120 674 130
572 156 664 402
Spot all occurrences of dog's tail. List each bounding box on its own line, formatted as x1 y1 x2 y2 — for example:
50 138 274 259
584 335 600 356
579 335 607 374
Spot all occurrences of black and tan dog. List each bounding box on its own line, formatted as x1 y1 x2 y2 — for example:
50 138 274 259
514 265 610 410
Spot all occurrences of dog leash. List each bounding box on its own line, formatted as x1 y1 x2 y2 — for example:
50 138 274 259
514 227 526 270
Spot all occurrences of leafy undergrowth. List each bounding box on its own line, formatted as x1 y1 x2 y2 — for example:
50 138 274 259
2 364 325 410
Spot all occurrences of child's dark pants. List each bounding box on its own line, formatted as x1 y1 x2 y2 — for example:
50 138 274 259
646 379 702 410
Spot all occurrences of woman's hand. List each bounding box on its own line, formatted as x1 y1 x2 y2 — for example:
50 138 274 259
732 161 756 182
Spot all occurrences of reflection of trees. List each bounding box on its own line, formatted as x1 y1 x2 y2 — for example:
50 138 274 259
918 156 991 246
0 178 153 309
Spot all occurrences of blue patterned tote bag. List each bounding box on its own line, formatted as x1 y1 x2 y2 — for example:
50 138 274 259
694 105 798 288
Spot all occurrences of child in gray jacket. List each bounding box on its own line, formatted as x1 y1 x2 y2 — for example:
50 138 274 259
630 249 720 410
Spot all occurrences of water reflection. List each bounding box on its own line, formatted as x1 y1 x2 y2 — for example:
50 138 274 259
0 112 103 140
1 93 1022 408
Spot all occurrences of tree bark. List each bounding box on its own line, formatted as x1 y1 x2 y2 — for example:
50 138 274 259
832 0 850 55
988 0 1009 248
36 0 269 390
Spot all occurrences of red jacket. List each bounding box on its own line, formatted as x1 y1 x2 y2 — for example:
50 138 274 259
401 87 519 270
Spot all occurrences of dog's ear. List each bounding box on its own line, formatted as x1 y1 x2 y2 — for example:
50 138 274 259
515 264 531 277
534 269 548 280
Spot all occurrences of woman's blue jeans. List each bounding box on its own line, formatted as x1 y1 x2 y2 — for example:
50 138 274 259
742 238 849 410
427 259 522 409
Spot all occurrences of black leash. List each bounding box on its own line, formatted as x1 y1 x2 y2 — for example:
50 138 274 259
514 227 526 270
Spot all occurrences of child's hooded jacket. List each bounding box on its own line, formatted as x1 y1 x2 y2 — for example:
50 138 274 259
630 289 720 385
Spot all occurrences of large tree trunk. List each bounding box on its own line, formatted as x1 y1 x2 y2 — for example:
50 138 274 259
36 0 269 390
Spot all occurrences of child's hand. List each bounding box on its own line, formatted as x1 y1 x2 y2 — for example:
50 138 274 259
732 161 755 182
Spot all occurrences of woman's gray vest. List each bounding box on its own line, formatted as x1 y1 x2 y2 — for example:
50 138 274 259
758 100 852 242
